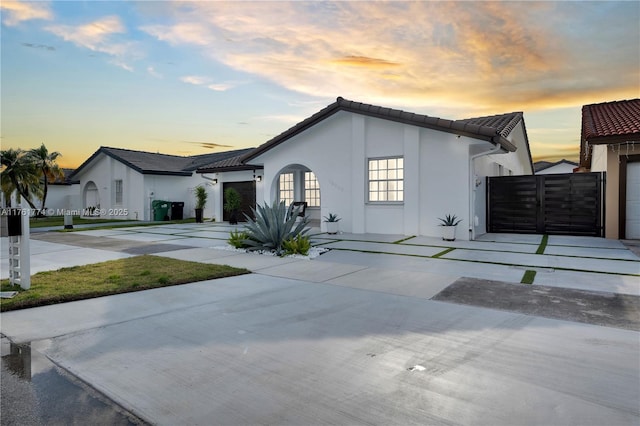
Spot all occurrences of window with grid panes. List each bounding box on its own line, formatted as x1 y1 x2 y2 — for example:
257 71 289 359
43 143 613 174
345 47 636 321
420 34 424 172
304 171 320 207
279 173 294 205
115 179 123 204
368 157 403 202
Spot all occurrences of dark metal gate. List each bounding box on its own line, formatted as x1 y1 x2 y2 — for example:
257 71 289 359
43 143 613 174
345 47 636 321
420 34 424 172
487 172 605 236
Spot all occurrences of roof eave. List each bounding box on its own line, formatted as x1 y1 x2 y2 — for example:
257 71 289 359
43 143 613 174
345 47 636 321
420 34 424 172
197 165 263 174
140 170 192 177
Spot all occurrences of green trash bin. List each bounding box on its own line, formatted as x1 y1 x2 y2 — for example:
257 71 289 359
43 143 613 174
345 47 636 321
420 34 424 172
152 200 170 221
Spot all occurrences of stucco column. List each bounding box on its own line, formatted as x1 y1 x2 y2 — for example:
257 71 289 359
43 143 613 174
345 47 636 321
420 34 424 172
351 115 366 233
403 127 420 235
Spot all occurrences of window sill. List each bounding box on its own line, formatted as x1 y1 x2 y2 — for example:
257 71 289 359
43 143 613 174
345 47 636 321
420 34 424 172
365 202 404 206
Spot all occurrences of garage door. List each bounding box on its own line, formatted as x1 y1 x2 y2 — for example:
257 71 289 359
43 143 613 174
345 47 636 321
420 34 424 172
626 162 640 239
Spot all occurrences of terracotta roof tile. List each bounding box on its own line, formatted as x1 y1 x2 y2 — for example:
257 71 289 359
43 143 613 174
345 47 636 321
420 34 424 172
579 98 640 168
582 98 640 140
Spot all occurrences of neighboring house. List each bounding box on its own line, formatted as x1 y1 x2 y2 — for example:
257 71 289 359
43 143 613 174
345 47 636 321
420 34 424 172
70 147 255 221
236 97 533 240
42 168 81 212
534 159 578 175
579 98 640 239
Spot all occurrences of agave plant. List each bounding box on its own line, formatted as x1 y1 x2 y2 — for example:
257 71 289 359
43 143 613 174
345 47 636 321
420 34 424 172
438 214 462 226
243 200 309 255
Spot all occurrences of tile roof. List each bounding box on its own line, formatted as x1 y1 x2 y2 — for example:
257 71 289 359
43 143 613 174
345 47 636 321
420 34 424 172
582 98 640 141
579 98 640 168
71 147 254 178
242 97 522 163
457 111 524 138
196 148 261 173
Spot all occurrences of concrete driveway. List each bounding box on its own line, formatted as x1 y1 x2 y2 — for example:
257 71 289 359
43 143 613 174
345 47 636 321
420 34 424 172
1 224 639 425
2 274 639 425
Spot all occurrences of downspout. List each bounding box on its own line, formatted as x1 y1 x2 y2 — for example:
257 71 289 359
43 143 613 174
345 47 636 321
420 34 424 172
469 142 502 241
200 173 218 220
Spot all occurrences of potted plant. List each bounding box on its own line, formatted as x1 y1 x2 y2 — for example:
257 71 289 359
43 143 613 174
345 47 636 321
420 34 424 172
224 187 242 225
323 213 341 234
194 185 208 223
438 214 462 241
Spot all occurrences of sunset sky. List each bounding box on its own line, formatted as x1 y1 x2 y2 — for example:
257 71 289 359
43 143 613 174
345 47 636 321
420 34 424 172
2 0 639 169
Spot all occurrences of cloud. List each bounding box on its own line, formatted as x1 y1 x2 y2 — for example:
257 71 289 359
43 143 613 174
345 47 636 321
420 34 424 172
46 15 140 71
331 56 401 68
180 75 235 92
207 83 233 92
180 75 210 85
1 1 52 26
182 141 233 149
22 42 55 51
142 1 639 114
147 66 162 78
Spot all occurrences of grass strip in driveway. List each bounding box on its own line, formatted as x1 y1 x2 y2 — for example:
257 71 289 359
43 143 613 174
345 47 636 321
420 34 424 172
521 270 537 284
536 234 549 254
0 255 249 312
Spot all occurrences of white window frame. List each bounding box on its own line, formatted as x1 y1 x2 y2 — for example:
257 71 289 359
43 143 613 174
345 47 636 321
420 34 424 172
367 157 404 203
114 179 123 205
278 172 294 206
304 171 320 207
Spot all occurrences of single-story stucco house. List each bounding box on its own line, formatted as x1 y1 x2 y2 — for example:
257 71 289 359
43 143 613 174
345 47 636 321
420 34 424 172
212 97 534 241
579 98 640 239
69 147 255 221
534 159 578 175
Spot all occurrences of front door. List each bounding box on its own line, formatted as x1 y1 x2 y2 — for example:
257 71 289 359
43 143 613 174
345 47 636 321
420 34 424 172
222 181 256 222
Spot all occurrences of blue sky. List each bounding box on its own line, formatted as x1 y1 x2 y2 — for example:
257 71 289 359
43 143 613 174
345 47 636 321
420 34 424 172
2 1 639 168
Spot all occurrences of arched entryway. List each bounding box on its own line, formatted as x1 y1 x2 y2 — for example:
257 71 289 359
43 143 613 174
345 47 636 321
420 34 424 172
272 164 321 226
83 181 100 215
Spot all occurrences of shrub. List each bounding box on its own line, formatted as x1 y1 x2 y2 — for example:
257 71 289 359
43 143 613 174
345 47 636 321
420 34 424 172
283 235 311 256
243 200 309 255
228 229 251 249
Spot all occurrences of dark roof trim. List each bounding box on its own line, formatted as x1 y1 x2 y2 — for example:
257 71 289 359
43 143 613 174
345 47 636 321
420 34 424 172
242 97 518 163
197 164 263 173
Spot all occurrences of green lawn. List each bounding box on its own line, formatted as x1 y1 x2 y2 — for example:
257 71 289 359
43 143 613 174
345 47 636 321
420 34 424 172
27 215 198 230
0 255 249 311
29 216 124 228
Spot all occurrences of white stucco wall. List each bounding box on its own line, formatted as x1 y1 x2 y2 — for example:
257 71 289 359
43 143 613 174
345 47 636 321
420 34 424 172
590 145 608 172
143 174 209 221
44 184 81 212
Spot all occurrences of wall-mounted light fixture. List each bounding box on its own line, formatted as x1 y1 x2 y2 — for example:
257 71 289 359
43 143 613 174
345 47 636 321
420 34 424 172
212 178 218 185
256 176 262 182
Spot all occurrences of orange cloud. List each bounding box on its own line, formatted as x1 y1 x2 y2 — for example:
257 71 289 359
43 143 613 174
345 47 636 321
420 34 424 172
141 1 637 117
331 56 401 68
1 1 52 26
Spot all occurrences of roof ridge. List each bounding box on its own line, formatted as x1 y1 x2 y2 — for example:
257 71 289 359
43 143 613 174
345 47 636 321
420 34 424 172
241 97 520 163
102 146 189 159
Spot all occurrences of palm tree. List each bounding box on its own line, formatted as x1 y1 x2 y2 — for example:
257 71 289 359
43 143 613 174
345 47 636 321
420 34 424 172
0 148 40 209
29 143 64 210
